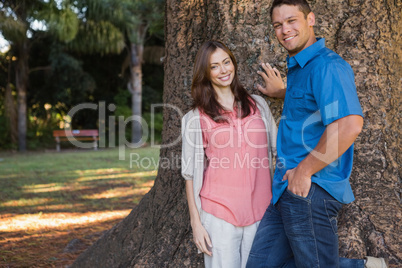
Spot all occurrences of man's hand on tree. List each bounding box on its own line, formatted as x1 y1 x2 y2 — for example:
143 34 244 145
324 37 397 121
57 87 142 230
256 62 286 98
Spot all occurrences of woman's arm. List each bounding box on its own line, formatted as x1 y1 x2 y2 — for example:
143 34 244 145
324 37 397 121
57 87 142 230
185 180 213 256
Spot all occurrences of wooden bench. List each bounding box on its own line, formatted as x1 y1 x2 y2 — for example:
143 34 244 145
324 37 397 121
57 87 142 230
53 129 99 151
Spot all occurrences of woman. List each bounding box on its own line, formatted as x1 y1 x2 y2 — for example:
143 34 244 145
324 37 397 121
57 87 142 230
181 40 277 268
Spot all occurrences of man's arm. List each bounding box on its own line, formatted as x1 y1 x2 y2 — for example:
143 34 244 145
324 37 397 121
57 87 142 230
256 63 286 99
283 115 363 197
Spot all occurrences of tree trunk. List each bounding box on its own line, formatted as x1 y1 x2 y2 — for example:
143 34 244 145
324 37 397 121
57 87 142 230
4 83 18 144
16 41 29 152
128 42 144 144
72 0 401 267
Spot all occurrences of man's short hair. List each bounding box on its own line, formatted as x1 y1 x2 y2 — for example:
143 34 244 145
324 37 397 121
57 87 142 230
270 0 312 19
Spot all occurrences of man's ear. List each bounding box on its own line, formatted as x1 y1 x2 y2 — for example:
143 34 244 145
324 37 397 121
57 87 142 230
307 12 315 27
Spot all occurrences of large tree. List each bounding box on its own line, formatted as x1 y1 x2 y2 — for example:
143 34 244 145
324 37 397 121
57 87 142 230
72 0 401 267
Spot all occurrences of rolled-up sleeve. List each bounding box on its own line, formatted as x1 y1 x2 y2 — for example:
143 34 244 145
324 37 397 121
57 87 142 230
181 110 203 180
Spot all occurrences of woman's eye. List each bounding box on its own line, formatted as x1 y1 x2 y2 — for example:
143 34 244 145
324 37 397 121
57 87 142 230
211 66 217 70
224 61 231 65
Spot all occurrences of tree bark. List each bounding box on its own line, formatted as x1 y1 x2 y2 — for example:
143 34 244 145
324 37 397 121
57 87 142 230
4 83 18 144
15 40 29 152
72 0 401 267
128 42 144 144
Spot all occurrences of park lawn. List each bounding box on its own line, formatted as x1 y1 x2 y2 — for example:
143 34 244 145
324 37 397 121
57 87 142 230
0 147 160 267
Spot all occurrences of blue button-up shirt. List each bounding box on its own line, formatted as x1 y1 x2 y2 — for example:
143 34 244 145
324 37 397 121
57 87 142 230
272 38 363 204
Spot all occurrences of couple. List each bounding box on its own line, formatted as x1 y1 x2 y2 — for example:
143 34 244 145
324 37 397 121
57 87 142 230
181 0 388 267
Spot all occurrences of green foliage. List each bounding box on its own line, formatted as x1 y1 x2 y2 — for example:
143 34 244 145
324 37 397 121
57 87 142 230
0 0 165 150
112 89 132 143
122 0 164 44
67 20 125 55
0 0 75 44
112 89 163 144
30 44 96 112
142 112 163 143
73 0 164 46
46 5 79 42
0 59 15 150
113 89 132 118
0 115 14 150
0 12 27 43
142 63 164 111
26 107 64 150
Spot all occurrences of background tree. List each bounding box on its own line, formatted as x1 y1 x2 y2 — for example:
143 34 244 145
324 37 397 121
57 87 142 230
0 0 164 150
71 0 164 144
76 0 401 267
0 0 80 151
0 51 18 147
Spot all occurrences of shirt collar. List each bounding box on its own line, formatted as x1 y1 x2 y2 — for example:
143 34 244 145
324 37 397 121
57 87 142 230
286 38 326 68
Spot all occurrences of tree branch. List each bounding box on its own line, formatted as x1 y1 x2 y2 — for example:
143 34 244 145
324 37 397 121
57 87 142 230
29 65 52 73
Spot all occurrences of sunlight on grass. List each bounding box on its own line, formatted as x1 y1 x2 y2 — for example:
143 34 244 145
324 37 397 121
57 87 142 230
82 180 154 199
35 203 85 211
75 168 128 175
0 210 131 233
1 197 55 208
22 183 67 193
0 147 160 267
0 174 23 179
75 170 157 182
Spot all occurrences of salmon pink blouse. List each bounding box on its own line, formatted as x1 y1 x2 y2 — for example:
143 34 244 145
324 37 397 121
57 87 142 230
199 108 272 227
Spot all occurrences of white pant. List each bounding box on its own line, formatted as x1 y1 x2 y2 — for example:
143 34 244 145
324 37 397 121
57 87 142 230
201 210 260 268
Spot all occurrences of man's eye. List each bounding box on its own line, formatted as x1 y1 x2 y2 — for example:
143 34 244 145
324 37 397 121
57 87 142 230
273 24 281 29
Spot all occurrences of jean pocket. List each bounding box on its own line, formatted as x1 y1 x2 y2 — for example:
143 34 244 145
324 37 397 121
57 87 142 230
324 199 343 235
285 184 314 201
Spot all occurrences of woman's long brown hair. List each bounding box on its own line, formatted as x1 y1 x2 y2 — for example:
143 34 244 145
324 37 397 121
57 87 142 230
191 40 256 122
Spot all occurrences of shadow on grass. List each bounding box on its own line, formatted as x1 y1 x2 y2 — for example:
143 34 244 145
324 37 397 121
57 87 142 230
0 171 156 214
0 147 159 267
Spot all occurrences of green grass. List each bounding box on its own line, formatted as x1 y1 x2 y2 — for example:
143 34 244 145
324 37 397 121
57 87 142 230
0 147 160 266
0 147 160 214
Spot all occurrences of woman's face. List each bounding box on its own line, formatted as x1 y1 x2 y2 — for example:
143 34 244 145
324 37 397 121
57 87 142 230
209 48 235 91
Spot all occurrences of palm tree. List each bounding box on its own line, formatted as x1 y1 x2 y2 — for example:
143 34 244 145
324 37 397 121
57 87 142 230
0 0 163 150
69 0 164 144
0 0 79 151
121 0 164 144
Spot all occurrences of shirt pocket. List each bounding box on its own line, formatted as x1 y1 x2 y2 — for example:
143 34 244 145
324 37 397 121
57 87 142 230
205 124 233 148
287 87 307 120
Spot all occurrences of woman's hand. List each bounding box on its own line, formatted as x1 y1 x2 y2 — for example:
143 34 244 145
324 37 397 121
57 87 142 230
256 62 286 99
185 180 212 255
191 220 213 256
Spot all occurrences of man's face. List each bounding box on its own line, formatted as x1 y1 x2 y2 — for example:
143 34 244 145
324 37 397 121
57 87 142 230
272 5 315 57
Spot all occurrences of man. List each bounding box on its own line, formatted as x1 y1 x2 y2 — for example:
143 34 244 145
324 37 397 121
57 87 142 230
245 0 388 267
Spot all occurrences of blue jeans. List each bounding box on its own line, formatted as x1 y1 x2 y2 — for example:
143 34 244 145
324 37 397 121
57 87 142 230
246 183 364 268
